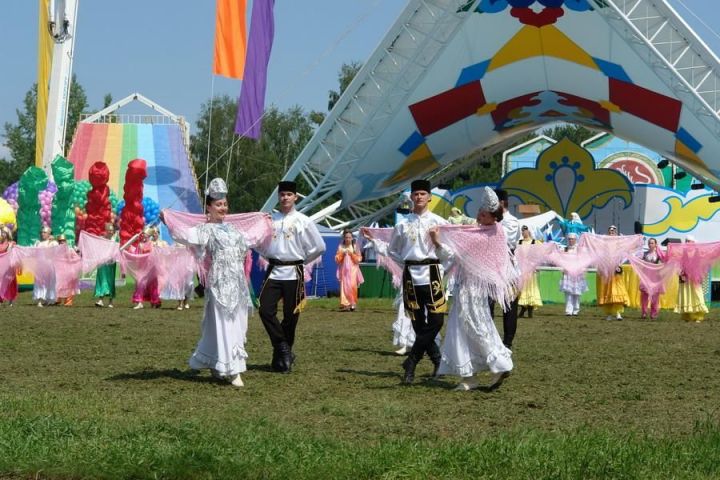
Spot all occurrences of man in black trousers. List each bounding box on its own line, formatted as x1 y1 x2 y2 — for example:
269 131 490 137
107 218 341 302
362 179 448 384
492 188 520 349
257 181 326 373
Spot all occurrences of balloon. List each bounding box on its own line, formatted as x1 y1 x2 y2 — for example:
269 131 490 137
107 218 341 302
0 198 16 229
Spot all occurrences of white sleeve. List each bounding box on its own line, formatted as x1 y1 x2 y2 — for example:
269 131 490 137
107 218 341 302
386 224 404 264
300 220 326 264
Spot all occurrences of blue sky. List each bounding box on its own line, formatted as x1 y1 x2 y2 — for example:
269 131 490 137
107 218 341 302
0 0 718 160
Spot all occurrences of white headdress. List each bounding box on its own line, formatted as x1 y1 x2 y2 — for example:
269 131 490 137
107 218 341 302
205 178 228 200
477 186 500 213
570 212 581 222
685 235 696 243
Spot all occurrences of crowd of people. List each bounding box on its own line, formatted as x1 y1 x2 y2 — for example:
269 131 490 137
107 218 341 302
1 177 717 392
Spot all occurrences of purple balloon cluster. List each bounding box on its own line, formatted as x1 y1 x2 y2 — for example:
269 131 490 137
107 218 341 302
2 182 19 210
2 180 59 226
39 182 57 227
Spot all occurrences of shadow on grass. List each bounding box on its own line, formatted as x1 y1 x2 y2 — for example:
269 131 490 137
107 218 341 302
336 367 399 378
246 363 277 373
342 347 400 357
107 368 221 385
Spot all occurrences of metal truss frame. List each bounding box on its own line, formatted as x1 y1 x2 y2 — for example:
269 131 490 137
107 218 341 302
260 0 476 220
265 0 720 228
594 0 720 186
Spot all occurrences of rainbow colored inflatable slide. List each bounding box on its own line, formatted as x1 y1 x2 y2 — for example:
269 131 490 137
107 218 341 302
68 122 202 215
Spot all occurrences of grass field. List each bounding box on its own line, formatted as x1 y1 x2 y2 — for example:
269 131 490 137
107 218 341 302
1 286 719 479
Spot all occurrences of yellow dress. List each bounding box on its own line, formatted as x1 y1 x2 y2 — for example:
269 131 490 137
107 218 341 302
598 269 629 315
674 278 708 322
517 239 543 308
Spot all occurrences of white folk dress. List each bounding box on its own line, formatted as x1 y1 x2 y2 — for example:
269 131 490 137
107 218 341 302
32 239 58 303
436 226 516 377
176 222 254 377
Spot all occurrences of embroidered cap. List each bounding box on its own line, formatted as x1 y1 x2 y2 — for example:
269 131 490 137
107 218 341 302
477 186 500 213
205 177 228 200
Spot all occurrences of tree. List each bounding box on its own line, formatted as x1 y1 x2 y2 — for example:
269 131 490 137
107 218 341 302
542 122 596 144
190 95 315 212
1 75 89 190
327 61 362 111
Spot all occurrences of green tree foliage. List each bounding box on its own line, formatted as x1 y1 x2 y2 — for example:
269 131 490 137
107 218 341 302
327 61 362 111
190 95 314 212
541 122 596 144
1 75 90 191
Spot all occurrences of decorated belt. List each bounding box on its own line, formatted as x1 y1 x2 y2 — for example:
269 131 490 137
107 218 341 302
268 258 304 266
404 259 440 266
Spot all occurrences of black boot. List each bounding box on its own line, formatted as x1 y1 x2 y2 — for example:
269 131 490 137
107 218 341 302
271 345 285 372
272 342 292 373
528 306 534 318
279 342 293 374
518 306 527 318
427 343 442 378
401 357 417 384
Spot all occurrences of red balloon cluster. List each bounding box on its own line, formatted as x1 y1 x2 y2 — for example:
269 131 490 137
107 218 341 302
120 159 147 246
85 162 111 236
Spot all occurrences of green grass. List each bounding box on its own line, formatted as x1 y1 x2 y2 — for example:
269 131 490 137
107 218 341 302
1 288 719 479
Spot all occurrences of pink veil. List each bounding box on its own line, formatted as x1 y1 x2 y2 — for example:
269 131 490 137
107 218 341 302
665 241 720 285
13 246 64 288
627 255 678 296
578 233 643 278
55 246 82 297
77 231 120 274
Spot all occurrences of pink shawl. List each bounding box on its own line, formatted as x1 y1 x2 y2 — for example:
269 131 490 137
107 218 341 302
359 227 402 288
547 248 597 277
155 246 196 299
578 233 644 278
665 241 720 285
120 248 165 295
437 223 518 307
162 209 272 251
54 246 82 298
163 209 272 285
514 242 557 288
627 255 678 296
77 231 120 274
13 246 64 288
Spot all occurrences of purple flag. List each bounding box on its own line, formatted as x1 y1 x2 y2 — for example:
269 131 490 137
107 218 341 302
234 0 275 139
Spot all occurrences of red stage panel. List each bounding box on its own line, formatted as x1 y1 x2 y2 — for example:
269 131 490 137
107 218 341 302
409 81 486 136
609 78 681 132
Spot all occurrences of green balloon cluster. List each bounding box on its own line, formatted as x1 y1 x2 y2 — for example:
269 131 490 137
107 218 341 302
109 190 119 210
51 156 76 246
17 167 48 246
71 180 92 209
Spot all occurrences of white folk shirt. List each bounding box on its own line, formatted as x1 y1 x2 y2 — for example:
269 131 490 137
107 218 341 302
385 210 448 286
501 210 520 251
263 209 326 281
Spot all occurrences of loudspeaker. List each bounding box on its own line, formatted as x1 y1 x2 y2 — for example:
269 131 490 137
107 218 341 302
634 221 643 234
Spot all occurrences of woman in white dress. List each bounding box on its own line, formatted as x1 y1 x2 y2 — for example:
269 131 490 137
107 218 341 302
559 233 588 316
33 226 58 307
429 187 518 391
163 178 265 388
